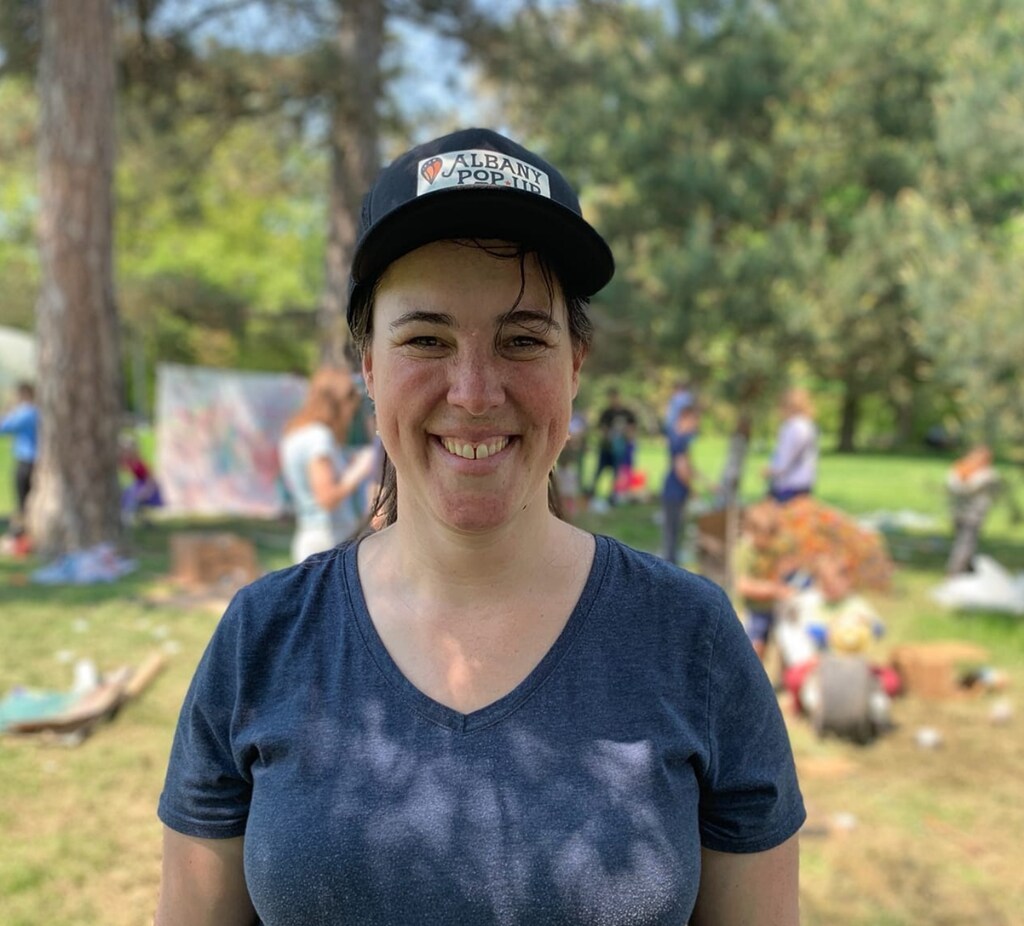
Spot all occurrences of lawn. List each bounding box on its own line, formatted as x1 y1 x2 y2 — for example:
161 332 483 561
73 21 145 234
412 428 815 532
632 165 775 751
1 441 1022 925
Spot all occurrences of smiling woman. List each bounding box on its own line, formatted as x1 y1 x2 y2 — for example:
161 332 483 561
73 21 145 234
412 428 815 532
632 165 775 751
362 242 583 535
155 129 805 926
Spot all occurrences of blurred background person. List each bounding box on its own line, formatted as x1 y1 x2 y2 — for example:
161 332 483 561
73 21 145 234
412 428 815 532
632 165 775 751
662 378 694 435
735 500 797 662
555 405 589 518
587 385 636 507
279 366 380 563
945 445 1003 575
118 433 163 525
765 386 818 503
0 380 38 540
662 403 700 566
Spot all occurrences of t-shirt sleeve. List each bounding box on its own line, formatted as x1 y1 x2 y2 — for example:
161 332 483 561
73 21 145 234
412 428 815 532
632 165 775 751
307 423 336 458
697 590 806 853
157 595 254 839
0 406 29 434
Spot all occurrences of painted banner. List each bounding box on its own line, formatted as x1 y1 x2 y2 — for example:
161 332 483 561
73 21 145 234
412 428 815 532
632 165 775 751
155 364 309 516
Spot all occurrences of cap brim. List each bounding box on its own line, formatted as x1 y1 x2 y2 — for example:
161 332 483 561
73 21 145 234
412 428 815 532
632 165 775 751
351 187 614 298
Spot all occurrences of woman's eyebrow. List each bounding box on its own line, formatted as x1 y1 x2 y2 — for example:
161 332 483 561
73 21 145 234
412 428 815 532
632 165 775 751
498 309 562 332
389 310 456 331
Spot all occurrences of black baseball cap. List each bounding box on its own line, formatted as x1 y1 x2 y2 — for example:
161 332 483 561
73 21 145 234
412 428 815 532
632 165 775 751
347 128 614 326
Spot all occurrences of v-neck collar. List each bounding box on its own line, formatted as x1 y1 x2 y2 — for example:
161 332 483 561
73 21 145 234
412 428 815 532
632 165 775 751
343 534 610 734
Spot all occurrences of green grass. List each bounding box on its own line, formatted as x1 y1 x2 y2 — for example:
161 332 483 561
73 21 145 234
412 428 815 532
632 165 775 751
1 441 1023 925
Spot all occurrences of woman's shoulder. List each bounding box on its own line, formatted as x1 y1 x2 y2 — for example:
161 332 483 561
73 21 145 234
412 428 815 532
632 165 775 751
793 414 817 436
589 536 750 677
285 420 334 440
218 544 351 639
595 535 732 617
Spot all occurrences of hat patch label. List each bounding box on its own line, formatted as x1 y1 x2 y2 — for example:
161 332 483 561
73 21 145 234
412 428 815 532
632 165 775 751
416 149 550 197
420 157 443 185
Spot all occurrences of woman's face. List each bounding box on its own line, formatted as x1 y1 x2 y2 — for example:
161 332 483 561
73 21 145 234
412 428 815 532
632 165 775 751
363 240 584 534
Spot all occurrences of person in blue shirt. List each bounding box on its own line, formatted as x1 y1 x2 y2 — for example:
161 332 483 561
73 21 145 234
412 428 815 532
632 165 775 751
0 381 39 536
662 402 700 565
662 379 694 435
156 129 803 926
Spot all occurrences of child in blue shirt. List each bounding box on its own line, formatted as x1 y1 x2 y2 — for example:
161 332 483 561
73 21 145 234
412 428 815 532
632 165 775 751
0 381 39 536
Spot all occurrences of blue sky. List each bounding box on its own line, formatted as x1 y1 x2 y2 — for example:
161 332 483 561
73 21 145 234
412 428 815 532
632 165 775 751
150 1 481 132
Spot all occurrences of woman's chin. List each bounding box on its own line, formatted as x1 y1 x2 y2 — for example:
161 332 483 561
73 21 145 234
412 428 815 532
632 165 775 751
431 494 533 536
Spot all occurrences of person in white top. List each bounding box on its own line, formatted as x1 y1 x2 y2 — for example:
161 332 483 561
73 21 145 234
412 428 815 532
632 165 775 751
279 366 380 562
765 387 818 503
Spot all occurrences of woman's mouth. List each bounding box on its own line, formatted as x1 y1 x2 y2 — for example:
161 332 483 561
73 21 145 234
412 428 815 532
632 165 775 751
440 436 511 460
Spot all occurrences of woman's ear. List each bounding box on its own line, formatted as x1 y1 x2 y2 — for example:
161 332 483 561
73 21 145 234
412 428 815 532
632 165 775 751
571 345 587 398
362 351 374 401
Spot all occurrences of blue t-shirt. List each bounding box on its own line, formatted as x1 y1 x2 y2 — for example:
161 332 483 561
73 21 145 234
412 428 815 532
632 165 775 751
159 536 805 925
662 432 693 504
0 402 38 462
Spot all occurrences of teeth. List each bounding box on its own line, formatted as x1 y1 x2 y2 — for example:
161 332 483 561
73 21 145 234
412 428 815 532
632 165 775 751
442 437 509 460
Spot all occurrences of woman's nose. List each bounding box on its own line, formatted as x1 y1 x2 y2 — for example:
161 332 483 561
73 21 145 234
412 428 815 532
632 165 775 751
446 349 505 416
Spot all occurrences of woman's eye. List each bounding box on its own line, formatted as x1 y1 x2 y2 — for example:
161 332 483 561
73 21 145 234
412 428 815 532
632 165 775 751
505 335 547 351
406 335 444 349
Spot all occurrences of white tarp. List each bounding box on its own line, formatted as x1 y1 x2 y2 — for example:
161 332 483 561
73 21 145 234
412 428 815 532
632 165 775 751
0 326 36 398
155 364 308 516
931 555 1024 616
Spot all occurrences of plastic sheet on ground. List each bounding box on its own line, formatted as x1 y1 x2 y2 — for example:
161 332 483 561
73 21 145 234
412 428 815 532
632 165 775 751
0 690 78 731
0 652 167 744
931 556 1024 616
857 509 942 533
31 542 136 585
777 497 894 591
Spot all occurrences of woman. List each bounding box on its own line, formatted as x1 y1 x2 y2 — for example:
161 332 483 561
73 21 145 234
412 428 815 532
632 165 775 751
766 387 818 503
279 366 379 562
157 129 804 925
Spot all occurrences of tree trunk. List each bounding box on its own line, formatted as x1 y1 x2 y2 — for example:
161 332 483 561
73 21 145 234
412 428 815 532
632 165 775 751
717 411 752 510
891 394 915 448
30 0 122 555
318 0 384 367
837 382 860 453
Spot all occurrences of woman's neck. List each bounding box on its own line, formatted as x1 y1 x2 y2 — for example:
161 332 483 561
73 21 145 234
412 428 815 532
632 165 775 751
361 507 589 613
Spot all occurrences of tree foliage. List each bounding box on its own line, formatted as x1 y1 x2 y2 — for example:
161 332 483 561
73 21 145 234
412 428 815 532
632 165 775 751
475 0 1024 449
1 0 1022 452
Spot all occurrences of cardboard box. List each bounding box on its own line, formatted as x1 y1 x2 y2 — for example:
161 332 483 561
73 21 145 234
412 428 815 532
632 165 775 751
891 641 990 700
170 532 260 589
